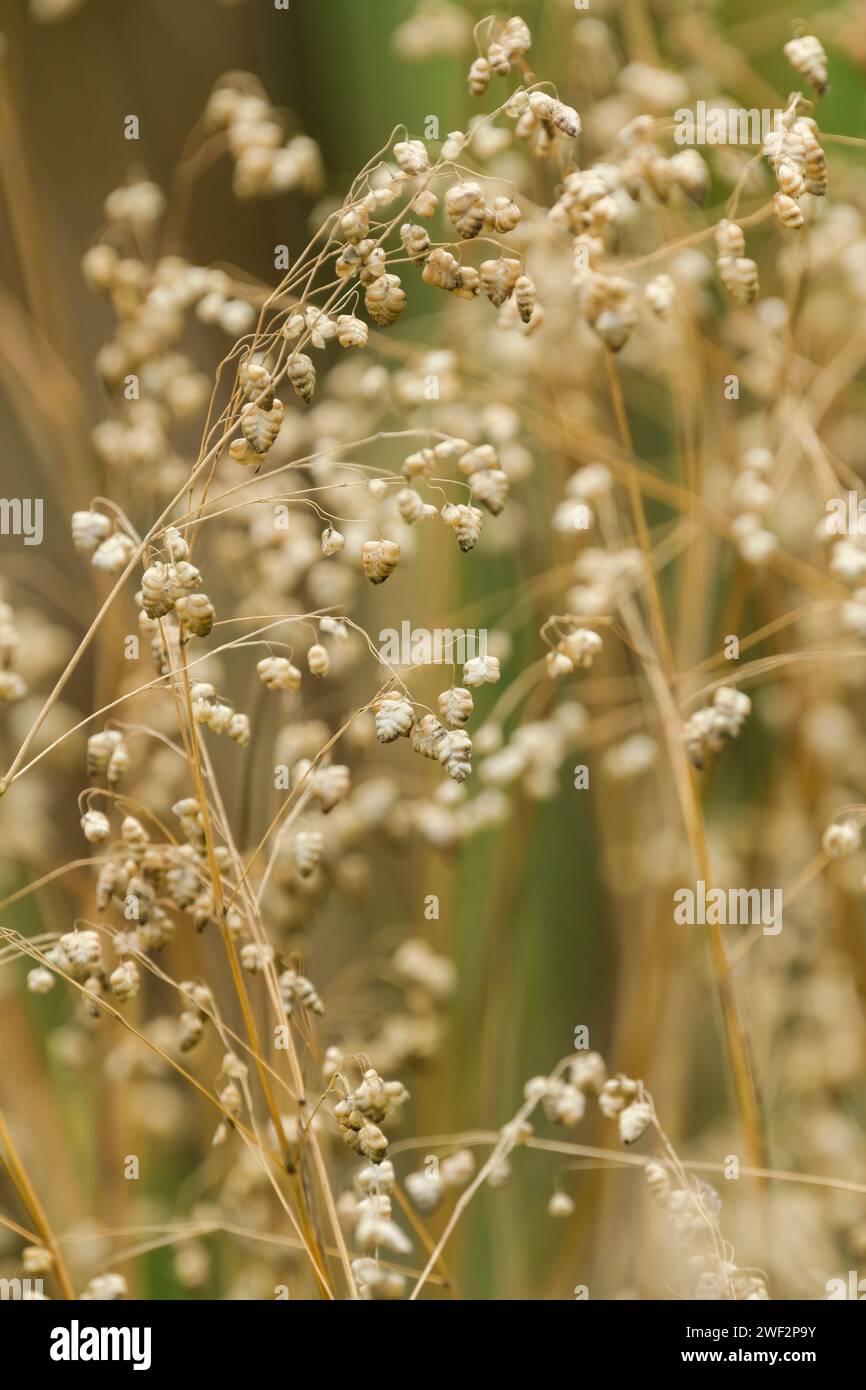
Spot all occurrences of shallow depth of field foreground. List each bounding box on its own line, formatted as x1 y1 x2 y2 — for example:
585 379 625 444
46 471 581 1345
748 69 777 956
1 0 866 1302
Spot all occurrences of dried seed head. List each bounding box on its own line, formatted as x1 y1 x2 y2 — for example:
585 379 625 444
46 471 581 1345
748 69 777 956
400 222 431 264
257 656 302 691
445 181 487 238
175 592 215 638
336 314 369 348
822 818 862 858
463 654 501 687
361 538 401 583
618 1099 653 1144
321 525 345 555
393 138 429 175
438 686 474 727
468 56 492 96
374 691 416 742
480 257 522 309
491 195 522 233
441 501 484 551
227 712 251 746
109 959 140 1003
514 272 536 324
288 355 316 404
240 397 285 450
72 510 112 555
365 273 407 326
312 763 351 812
293 829 324 878
773 191 805 229
81 809 110 843
470 468 509 515
422 247 462 292
784 34 829 95
307 643 330 677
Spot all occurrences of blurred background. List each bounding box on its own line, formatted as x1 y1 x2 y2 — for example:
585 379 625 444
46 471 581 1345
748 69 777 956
1 0 866 1300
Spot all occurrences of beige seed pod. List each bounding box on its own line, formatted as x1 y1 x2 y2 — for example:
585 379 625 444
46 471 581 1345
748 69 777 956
773 191 804 229
288 354 316 404
340 202 370 244
238 358 274 408
444 181 487 238
257 656 302 691
393 138 429 175
307 643 330 677
361 538 401 584
618 1100 653 1145
514 272 536 324
87 729 123 779
293 829 324 878
584 273 637 350
240 397 285 452
175 592 215 638
412 188 438 218
468 56 492 96
92 532 135 573
336 314 368 348
470 468 509 515
452 265 480 300
400 223 431 264
227 713 251 746
441 502 483 552
169 560 201 595
109 960 140 1003
374 691 415 742
548 1192 575 1218
784 34 829 95
396 487 428 524
776 160 804 197
486 40 511 76
463 654 500 686
490 195 521 233
437 686 473 727
81 809 110 843
669 147 709 203
645 274 676 318
321 525 345 555
422 247 461 292
179 1010 205 1053
403 448 436 478
313 763 351 812
365 273 406 326
106 741 130 788
502 15 532 56
412 713 448 761
228 437 260 466
528 91 581 139
206 701 233 735
480 257 521 309
717 255 759 304
140 562 175 618
644 1160 672 1204
457 444 497 476
803 135 827 194
358 244 387 286
715 218 745 258
72 510 112 555
559 628 602 668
